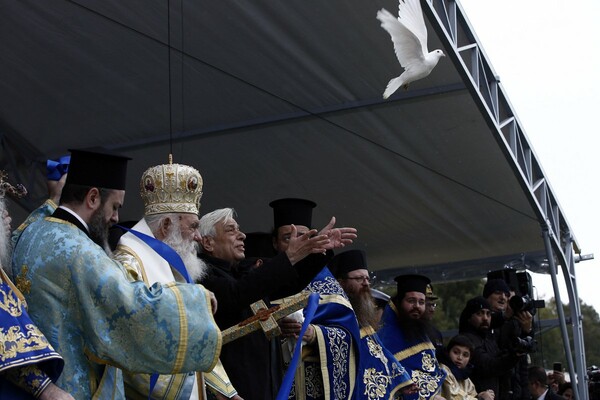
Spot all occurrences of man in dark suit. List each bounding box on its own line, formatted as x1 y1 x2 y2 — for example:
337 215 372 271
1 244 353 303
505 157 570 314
197 207 353 400
527 366 566 400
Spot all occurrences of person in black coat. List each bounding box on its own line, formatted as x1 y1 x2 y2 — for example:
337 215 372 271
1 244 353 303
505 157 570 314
459 297 521 399
197 207 355 400
527 366 566 400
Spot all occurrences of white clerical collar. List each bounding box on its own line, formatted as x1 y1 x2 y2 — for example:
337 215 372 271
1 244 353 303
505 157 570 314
59 205 89 231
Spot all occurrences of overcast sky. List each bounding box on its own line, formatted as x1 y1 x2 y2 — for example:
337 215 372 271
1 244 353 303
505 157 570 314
458 0 600 311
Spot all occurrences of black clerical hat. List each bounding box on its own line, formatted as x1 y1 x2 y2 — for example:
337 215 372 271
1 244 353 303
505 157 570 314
394 274 430 298
330 249 368 278
270 198 316 229
65 149 131 190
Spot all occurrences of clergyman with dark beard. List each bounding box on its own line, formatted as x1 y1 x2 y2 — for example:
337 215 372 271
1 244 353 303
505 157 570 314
332 249 380 329
11 149 221 398
378 274 448 400
327 249 416 399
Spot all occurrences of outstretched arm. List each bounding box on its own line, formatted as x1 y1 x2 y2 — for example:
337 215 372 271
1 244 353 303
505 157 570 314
285 224 330 265
317 217 357 250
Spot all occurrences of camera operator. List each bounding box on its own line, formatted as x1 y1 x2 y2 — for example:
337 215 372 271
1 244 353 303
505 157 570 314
588 366 600 400
483 279 535 400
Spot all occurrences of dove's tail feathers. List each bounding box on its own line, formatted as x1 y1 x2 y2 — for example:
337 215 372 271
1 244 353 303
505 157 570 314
383 76 405 99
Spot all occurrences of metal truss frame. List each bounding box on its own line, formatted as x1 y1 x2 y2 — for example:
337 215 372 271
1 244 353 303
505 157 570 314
421 1 588 398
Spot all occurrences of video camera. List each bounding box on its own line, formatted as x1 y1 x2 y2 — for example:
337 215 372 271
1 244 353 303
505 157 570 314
511 335 537 354
588 366 600 400
589 366 600 382
487 267 545 316
509 294 538 314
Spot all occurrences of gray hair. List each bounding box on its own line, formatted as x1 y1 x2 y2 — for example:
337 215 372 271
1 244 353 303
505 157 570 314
199 208 235 238
144 212 180 235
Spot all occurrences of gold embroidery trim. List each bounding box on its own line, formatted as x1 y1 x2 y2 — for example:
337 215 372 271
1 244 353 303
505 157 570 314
15 265 31 296
0 286 22 316
200 284 221 372
318 294 352 309
360 325 375 339
0 270 24 316
112 245 147 284
0 324 51 362
393 341 435 362
166 282 188 374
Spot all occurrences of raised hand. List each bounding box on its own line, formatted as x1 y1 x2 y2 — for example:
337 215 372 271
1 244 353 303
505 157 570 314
48 173 67 204
318 217 357 250
514 310 533 334
285 224 329 265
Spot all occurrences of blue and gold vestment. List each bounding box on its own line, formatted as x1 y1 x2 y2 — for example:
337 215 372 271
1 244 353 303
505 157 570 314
291 268 412 400
378 303 446 400
0 268 63 398
11 205 221 399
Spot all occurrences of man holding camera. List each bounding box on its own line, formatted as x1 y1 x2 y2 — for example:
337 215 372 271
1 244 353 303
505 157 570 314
483 279 534 343
484 279 535 400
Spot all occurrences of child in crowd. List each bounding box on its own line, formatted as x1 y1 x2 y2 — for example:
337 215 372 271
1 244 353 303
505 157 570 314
437 335 495 400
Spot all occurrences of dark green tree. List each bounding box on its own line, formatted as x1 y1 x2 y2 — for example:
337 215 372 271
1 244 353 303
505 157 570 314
531 298 600 370
430 279 485 333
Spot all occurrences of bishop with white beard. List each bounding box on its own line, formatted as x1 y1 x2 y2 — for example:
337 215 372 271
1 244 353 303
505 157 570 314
113 160 236 400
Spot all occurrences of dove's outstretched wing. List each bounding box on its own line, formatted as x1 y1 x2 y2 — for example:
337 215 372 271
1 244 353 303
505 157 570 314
376 8 425 70
377 0 444 97
397 0 429 56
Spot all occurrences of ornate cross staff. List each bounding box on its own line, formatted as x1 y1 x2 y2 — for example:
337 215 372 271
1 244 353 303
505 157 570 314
221 291 310 344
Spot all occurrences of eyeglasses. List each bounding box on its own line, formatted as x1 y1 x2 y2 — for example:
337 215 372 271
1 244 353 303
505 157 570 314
426 303 437 309
344 276 370 283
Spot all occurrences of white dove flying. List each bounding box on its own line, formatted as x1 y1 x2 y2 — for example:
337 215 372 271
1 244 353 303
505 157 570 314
376 0 445 98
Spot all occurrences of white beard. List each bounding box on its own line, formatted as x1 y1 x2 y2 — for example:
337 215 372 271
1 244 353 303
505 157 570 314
163 228 207 282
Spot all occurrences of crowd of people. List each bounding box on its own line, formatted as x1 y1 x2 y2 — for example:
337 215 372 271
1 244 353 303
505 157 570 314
0 150 578 400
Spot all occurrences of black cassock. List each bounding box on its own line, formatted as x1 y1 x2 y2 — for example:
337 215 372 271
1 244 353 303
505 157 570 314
199 251 330 400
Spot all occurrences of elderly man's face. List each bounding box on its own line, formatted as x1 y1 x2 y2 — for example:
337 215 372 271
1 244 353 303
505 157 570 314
486 290 509 313
400 291 426 320
177 214 200 243
273 224 310 253
207 218 246 263
163 213 205 281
